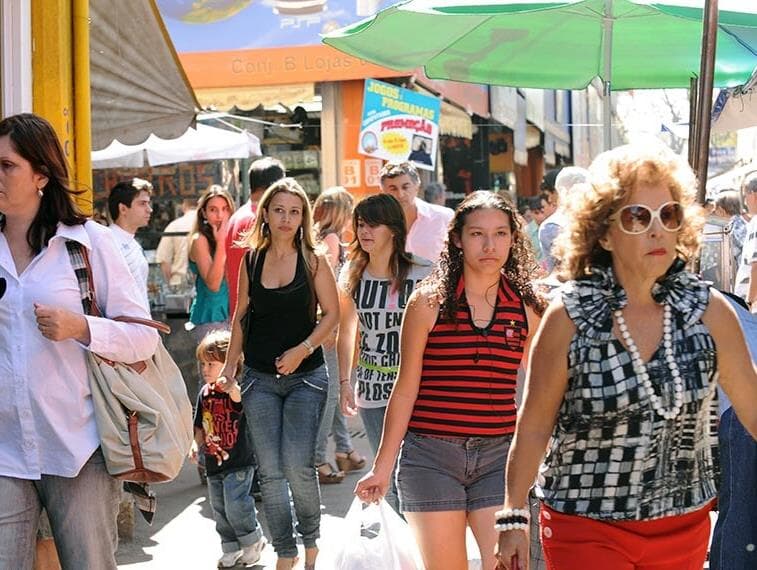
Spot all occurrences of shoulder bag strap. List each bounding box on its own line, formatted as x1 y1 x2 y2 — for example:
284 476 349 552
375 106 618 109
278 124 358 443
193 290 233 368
243 249 260 341
66 240 101 317
65 240 170 334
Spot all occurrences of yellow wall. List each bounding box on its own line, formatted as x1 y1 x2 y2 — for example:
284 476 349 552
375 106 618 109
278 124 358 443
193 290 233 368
31 0 92 213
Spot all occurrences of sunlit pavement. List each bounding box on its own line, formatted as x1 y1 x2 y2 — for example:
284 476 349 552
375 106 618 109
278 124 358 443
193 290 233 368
116 413 485 569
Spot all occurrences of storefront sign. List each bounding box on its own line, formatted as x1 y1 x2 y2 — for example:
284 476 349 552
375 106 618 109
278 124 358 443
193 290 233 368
364 159 383 187
359 79 441 171
160 0 403 86
341 159 361 188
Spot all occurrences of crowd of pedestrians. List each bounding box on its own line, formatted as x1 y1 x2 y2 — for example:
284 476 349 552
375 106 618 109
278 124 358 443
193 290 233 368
1 112 756 570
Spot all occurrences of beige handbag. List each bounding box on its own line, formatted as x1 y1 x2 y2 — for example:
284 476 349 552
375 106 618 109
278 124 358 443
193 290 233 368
67 241 194 483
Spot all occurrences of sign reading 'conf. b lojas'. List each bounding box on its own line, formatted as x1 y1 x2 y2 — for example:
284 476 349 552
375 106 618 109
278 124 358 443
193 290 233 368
359 79 441 171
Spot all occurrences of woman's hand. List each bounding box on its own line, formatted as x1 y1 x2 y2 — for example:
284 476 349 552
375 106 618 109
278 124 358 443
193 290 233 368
215 365 238 392
322 328 337 350
34 303 90 343
354 468 390 504
495 529 529 570
275 344 308 375
212 219 229 248
340 382 358 416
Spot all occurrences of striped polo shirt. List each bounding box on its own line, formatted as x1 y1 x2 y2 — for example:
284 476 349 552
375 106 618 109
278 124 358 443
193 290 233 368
408 274 528 437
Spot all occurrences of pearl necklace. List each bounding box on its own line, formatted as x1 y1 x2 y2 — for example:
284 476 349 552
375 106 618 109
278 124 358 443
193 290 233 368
614 304 684 420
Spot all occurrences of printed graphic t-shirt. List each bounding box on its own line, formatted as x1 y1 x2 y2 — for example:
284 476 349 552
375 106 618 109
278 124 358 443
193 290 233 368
193 388 254 477
340 256 432 409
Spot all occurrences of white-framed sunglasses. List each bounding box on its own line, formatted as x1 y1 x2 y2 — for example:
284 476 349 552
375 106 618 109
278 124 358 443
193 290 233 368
609 201 684 235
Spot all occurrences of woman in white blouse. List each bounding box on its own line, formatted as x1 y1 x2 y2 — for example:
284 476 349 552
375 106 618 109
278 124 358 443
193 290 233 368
0 113 158 570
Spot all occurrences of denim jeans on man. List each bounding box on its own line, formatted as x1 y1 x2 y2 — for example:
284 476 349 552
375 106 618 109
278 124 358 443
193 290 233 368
359 405 400 513
241 365 326 558
710 297 757 569
207 466 264 554
709 407 757 569
0 449 120 570
315 348 353 463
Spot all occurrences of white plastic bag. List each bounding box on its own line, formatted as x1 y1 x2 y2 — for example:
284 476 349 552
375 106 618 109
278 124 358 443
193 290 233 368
333 498 422 570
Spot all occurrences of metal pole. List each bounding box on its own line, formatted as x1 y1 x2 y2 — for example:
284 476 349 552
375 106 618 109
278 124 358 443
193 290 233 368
602 0 613 150
695 0 718 205
688 77 699 170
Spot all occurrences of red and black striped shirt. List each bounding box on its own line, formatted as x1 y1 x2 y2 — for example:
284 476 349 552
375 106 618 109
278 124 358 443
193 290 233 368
408 274 528 437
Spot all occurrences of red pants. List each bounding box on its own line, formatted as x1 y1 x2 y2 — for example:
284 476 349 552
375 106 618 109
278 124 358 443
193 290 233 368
539 502 713 570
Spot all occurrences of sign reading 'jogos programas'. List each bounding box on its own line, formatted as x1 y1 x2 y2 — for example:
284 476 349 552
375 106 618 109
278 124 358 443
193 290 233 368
359 79 441 171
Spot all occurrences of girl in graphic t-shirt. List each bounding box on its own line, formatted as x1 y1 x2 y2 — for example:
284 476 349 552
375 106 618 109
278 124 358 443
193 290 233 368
337 193 433 512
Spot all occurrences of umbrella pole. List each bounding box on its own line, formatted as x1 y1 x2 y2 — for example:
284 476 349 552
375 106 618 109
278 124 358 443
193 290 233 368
688 77 699 170
695 0 719 205
602 0 614 151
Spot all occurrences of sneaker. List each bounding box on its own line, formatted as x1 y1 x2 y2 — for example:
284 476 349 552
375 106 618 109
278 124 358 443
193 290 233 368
239 538 266 565
218 549 242 568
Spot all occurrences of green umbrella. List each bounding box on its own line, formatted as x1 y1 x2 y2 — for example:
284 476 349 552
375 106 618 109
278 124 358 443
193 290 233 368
323 0 757 148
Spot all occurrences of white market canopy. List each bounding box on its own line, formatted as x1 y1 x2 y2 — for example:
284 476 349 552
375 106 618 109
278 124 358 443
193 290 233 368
91 124 262 169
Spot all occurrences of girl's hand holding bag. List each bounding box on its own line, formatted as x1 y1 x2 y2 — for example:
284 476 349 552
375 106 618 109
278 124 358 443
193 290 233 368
330 498 422 570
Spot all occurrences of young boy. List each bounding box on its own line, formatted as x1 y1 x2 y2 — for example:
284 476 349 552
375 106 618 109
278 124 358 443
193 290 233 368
191 330 266 568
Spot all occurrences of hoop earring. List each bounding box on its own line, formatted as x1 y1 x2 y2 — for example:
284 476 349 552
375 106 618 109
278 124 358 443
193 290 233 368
298 226 304 241
262 222 269 236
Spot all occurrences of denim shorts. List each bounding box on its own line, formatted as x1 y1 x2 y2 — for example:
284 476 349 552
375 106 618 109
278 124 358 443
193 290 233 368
396 431 512 512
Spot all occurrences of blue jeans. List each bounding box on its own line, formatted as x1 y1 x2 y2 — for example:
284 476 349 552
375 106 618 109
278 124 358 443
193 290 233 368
315 347 353 463
0 448 120 570
241 365 327 558
359 405 399 513
207 466 263 553
710 407 757 569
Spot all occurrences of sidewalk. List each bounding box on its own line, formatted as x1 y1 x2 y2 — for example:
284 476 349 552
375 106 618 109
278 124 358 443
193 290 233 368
116 415 485 569
116 413 366 569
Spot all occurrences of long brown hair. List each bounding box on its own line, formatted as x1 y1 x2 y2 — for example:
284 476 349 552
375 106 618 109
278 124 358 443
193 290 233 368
313 186 354 238
241 178 321 315
343 194 414 296
0 113 86 253
424 191 545 321
191 185 235 256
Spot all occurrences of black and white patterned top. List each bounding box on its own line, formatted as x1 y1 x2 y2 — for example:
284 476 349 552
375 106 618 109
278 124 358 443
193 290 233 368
538 260 719 521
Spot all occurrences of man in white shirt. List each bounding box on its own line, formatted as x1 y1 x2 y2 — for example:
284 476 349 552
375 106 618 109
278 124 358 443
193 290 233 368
380 162 453 263
155 198 197 288
734 172 757 312
107 178 153 308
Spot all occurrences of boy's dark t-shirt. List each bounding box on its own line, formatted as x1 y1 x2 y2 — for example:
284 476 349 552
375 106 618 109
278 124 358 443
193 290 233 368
193 388 254 477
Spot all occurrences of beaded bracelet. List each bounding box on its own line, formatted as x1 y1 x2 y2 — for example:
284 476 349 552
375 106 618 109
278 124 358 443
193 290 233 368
494 508 530 532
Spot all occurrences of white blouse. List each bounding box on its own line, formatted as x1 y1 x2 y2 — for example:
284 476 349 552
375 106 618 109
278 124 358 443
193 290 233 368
0 221 159 479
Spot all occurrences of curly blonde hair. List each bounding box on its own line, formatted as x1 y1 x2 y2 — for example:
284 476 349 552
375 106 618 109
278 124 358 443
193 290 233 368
554 144 704 281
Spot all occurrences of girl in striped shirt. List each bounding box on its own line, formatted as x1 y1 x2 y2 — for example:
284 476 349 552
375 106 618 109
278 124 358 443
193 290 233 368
356 191 544 570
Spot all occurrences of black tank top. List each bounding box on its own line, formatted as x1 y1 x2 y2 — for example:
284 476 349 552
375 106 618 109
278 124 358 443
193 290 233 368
244 248 324 374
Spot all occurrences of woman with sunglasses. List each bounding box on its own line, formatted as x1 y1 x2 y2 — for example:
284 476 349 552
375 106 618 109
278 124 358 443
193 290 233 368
496 144 757 570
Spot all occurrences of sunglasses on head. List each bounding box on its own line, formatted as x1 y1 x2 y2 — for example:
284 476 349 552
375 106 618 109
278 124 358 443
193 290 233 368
610 201 684 235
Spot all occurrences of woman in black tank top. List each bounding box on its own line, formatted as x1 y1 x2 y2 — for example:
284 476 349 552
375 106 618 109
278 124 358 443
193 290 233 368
217 178 339 570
